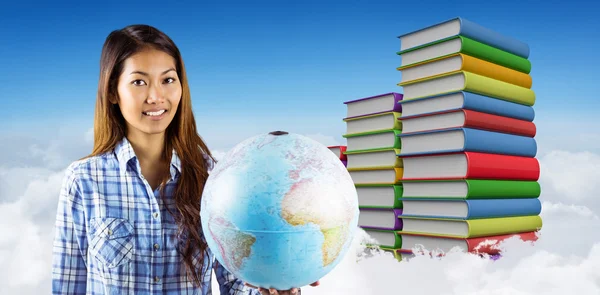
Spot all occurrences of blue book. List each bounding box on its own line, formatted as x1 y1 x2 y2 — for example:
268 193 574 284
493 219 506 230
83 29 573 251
399 91 535 122
399 127 537 157
397 17 530 58
399 198 542 220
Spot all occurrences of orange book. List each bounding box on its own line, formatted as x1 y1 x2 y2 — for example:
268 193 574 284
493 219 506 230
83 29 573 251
397 53 532 88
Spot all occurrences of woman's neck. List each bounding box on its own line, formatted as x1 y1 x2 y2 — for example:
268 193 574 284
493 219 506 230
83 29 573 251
126 131 170 190
126 132 166 165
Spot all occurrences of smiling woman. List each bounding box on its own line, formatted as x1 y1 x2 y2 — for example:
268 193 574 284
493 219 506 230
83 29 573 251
50 24 301 295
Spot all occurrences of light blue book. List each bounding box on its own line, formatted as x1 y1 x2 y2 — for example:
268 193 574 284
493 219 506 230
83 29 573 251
399 91 535 122
397 17 529 58
399 198 542 220
398 127 537 157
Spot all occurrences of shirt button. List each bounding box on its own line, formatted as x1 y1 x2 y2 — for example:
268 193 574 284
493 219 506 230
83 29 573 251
154 276 160 283
154 243 160 251
153 212 159 219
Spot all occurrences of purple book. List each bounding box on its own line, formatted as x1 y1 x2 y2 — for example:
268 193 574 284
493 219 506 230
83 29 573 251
341 160 347 167
343 92 403 120
358 208 403 231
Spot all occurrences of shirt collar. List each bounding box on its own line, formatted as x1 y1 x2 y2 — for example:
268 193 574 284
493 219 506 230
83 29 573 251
114 136 182 179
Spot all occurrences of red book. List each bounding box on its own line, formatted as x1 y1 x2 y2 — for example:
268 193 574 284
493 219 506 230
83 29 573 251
402 151 540 181
327 145 347 161
400 109 536 137
399 231 538 255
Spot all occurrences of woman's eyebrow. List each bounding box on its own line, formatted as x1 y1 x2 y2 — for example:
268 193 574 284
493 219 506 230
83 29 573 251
130 68 176 76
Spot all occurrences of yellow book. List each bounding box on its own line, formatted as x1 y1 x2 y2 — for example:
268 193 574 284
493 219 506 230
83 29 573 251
343 111 402 135
347 167 403 184
398 71 536 106
397 53 532 88
400 215 543 239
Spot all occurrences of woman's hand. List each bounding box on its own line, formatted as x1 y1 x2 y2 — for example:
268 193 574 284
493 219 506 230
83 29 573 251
245 280 320 294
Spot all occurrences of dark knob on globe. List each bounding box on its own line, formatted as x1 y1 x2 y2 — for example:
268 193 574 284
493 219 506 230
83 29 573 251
269 131 288 136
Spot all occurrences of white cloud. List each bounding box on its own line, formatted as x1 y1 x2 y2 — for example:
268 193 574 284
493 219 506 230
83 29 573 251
2 126 600 295
538 150 600 209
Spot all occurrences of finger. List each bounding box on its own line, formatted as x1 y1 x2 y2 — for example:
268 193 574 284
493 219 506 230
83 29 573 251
310 281 320 286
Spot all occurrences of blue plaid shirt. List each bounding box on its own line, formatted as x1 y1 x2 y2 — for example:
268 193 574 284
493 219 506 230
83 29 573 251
52 137 261 294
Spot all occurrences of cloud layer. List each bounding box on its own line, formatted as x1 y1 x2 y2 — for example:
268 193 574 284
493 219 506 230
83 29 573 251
2 129 600 295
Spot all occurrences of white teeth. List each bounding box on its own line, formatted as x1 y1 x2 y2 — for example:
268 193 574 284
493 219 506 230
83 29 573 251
144 110 166 116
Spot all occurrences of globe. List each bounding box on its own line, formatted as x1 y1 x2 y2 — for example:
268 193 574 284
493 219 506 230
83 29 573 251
200 131 359 290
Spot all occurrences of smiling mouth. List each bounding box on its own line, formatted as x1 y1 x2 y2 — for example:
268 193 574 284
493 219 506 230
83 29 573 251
143 110 167 116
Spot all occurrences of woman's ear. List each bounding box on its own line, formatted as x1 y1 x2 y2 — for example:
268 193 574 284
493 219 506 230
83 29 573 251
108 92 119 105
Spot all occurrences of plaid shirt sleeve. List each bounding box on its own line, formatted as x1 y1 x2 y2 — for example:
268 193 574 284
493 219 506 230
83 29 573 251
52 164 89 294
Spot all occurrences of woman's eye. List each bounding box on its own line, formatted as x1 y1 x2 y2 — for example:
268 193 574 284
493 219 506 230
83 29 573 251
132 80 146 86
165 77 176 83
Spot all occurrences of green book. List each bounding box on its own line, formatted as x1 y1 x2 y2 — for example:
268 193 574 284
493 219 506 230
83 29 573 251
401 179 540 200
356 184 403 209
342 129 401 153
361 228 402 248
397 35 531 74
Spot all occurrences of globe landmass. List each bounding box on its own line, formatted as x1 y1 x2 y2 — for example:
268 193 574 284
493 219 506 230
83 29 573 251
281 178 353 267
207 216 256 273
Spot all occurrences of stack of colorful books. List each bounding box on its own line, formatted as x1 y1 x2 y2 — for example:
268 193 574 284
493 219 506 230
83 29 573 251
393 17 543 258
341 93 405 259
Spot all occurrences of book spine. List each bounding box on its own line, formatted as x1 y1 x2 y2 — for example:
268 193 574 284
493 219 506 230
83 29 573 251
463 109 536 137
465 152 540 181
460 54 532 88
467 215 543 238
465 179 541 198
463 72 536 106
465 198 542 219
393 92 404 112
462 127 537 157
459 17 530 58
462 91 535 121
460 36 531 74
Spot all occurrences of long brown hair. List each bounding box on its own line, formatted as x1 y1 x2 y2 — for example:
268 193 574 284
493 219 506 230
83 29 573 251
86 24 215 286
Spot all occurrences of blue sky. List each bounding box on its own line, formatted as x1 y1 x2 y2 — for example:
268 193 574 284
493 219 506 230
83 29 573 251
1 0 599 152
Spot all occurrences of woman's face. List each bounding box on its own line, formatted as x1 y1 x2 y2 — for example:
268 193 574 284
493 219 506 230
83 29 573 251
116 48 182 139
